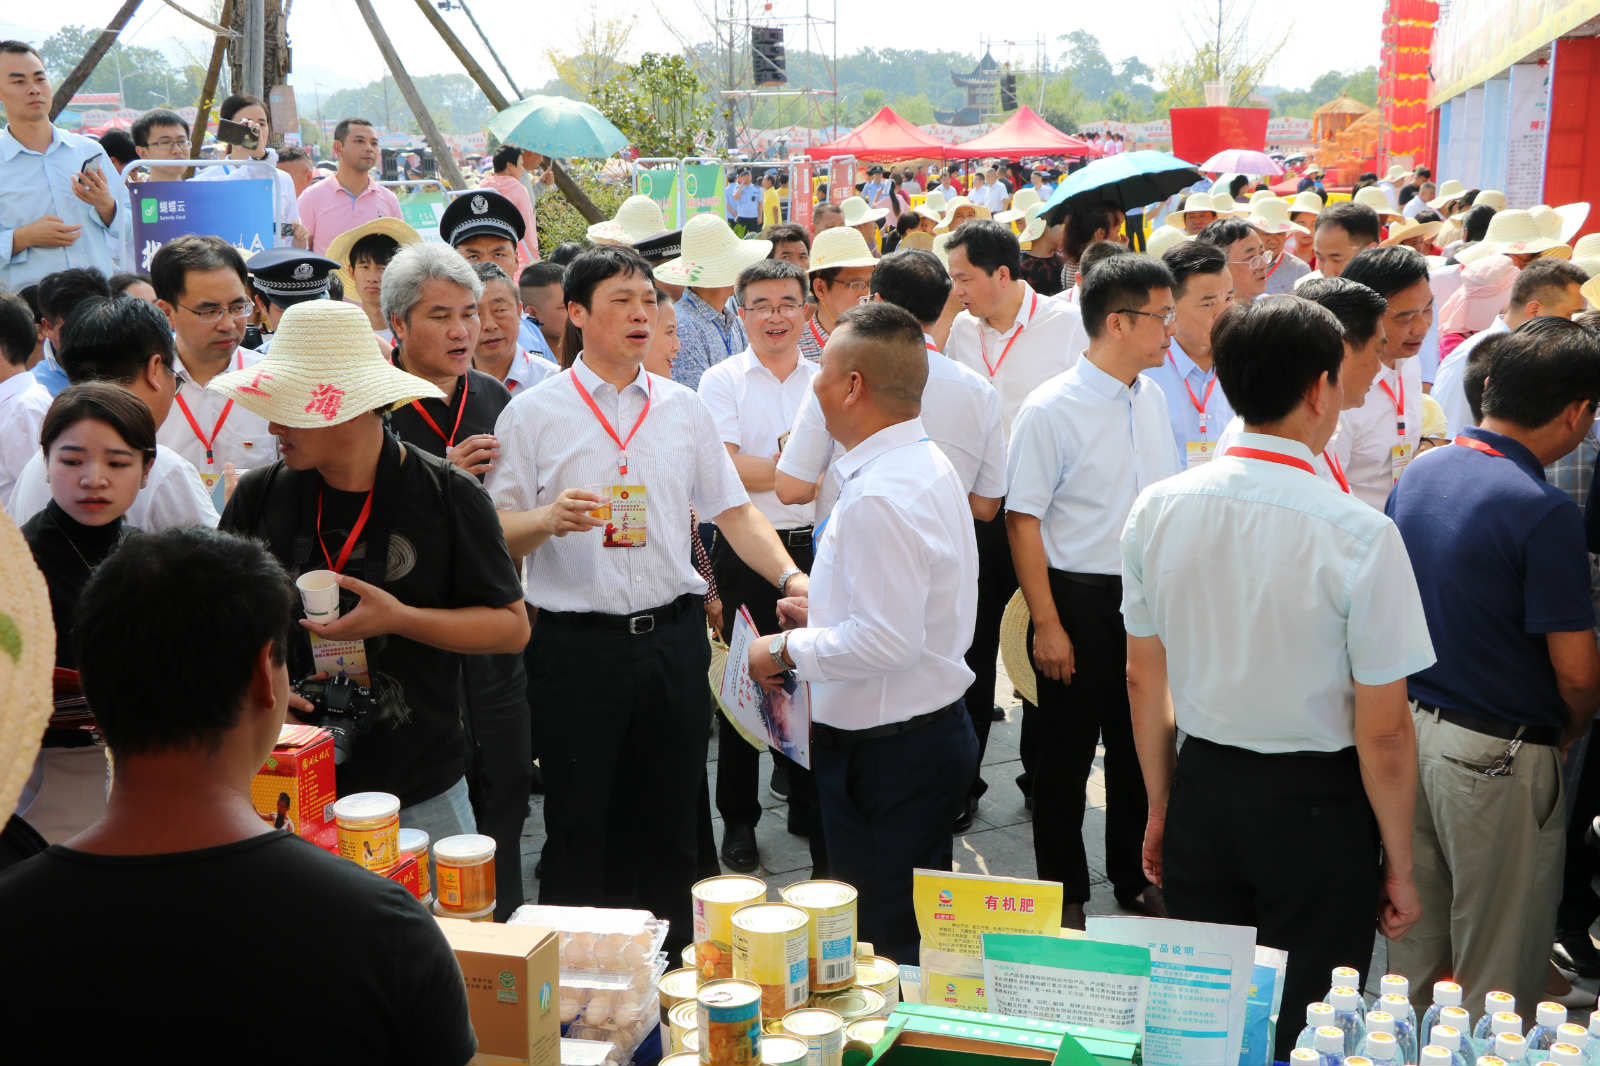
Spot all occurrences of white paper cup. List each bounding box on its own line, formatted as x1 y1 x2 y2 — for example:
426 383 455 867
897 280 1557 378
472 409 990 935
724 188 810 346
583 484 612 521
296 569 341 621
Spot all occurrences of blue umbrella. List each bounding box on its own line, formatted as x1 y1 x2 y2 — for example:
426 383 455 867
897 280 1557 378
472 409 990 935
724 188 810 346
486 94 629 159
1041 150 1203 223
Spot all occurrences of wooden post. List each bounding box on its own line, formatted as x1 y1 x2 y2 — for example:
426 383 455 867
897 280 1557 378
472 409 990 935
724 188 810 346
191 0 238 164
408 0 604 223
351 0 467 191
49 0 143 119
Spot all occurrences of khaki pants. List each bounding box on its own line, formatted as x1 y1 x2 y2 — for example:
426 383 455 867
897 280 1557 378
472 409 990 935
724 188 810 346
1387 707 1565 1015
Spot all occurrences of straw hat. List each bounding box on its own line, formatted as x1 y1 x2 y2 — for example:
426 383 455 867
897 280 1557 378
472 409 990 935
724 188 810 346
1248 189 1280 207
326 216 422 296
914 189 949 223
208 300 444 427
1574 233 1600 260
808 226 879 272
930 231 953 267
1146 225 1190 258
1305 163 1325 177
995 187 1043 225
651 215 772 287
1381 218 1443 247
1247 197 1309 236
1584 275 1600 310
998 590 1038 707
1019 203 1052 244
1428 179 1468 209
898 230 935 252
1384 164 1409 183
1288 190 1325 218
1167 192 1226 227
1535 202 1591 246
1420 393 1448 440
934 196 992 232
839 195 888 227
1455 209 1573 264
1353 187 1404 220
0 512 54 828
586 194 671 246
1573 256 1600 280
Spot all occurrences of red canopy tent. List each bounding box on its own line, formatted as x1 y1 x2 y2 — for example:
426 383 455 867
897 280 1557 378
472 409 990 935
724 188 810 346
946 106 1092 159
807 106 950 161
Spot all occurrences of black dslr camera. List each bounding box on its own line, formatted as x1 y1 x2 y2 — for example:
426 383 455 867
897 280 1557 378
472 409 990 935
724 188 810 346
290 676 379 766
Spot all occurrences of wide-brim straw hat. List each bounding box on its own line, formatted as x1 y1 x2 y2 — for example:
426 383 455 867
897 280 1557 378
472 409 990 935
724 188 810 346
1382 219 1443 247
995 187 1043 225
931 231 954 267
914 189 949 223
1456 209 1572 264
1476 189 1508 211
1584 275 1600 310
1428 179 1468 209
326 216 422 296
1354 187 1404 220
587 194 671 246
935 196 992 232
1420 393 1448 439
1288 190 1325 218
1248 189 1280 207
1019 203 1052 243
808 226 879 272
1535 202 1591 246
1146 225 1190 258
1384 164 1409 183
840 195 888 227
0 512 54 828
652 214 772 287
1573 233 1600 260
1247 197 1309 236
998 590 1038 708
208 300 444 428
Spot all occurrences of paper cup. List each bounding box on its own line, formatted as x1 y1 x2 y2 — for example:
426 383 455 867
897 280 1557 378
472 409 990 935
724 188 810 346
297 569 341 621
583 484 612 521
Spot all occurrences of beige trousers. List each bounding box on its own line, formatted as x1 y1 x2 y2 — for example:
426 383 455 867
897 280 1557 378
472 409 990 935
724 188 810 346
1387 706 1565 1016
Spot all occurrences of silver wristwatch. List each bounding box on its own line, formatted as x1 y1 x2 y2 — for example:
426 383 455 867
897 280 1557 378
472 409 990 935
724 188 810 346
768 633 790 671
776 566 803 593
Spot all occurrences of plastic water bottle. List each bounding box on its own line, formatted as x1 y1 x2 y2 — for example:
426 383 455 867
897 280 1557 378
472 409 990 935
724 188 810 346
1528 1004 1568 1054
1331 986 1370 1057
1290 1048 1323 1066
1363 1030 1401 1063
1474 995 1517 1055
1421 1047 1455 1066
1476 1057 1508 1066
1424 983 1467 1050
1588 1011 1600 1066
1433 1024 1474 1066
1554 1023 1587 1055
1382 984 1422 1065
1298 1003 1338 1050
1368 1011 1397 1041
1346 1058 1375 1066
1328 966 1363 1001
1548 1040 1587 1066
1495 1031 1529 1064
1316 1024 1350 1066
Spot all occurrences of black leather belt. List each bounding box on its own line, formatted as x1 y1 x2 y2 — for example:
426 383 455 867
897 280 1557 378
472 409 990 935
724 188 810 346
1055 570 1121 589
812 700 963 747
777 525 813 549
1414 700 1561 747
538 593 701 636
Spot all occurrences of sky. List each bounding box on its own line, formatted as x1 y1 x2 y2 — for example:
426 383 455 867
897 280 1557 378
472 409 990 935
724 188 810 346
2 0 1389 102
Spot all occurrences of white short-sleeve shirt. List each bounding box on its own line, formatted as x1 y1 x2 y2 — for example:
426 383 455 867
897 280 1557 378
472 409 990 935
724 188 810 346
698 348 818 529
1341 355 1424 510
944 283 1088 444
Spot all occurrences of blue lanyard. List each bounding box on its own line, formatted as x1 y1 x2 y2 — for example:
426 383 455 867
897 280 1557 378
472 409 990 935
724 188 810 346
812 437 929 547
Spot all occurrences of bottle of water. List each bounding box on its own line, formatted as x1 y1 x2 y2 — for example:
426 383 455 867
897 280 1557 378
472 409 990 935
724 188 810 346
1290 1048 1323 1066
1331 986 1369 1057
1346 1058 1375 1066
1328 966 1363 1001
1381 981 1421 1066
1298 1003 1337 1050
1553 1023 1587 1056
1421 1047 1454 1066
1587 1010 1600 1066
1424 983 1467 1050
1474 995 1517 1055
1493 1030 1528 1064
1432 1023 1474 1066
1368 1011 1397 1041
1475 1057 1508 1066
1362 1030 1400 1063
1547 1039 1587 1065
1530 1004 1569 1055
1316 1024 1349 1066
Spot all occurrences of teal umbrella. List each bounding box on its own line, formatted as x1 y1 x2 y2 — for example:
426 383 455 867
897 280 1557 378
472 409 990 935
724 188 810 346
486 94 629 159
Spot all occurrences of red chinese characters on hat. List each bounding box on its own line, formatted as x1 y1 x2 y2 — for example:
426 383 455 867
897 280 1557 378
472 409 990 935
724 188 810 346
305 384 346 421
237 369 274 397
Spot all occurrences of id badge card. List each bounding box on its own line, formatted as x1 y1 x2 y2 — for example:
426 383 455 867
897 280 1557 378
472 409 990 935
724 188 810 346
199 469 227 513
1391 442 1413 483
593 484 647 547
308 633 371 685
1185 439 1216 468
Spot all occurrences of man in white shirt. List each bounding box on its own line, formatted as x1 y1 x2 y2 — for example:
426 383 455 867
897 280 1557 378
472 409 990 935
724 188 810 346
1197 217 1270 305
487 246 805 953
0 288 49 505
1122 296 1432 1063
1312 202 1382 279
1142 241 1235 462
1006 254 1183 928
6 295 218 529
747 302 979 964
150 236 278 509
775 249 1005 825
1338 247 1436 507
470 262 557 396
1434 258 1589 436
698 259 821 875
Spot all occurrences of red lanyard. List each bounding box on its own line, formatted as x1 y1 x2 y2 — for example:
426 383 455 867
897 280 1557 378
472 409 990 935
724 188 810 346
1323 450 1351 493
926 340 939 352
409 373 470 448
571 369 652 476
808 318 828 350
316 488 373 574
1378 372 1406 436
980 290 1038 377
1169 353 1218 433
1222 446 1316 474
173 350 243 465
1262 252 1287 280
1454 434 1507 457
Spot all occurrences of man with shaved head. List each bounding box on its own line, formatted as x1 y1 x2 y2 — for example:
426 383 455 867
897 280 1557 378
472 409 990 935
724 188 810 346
747 301 980 964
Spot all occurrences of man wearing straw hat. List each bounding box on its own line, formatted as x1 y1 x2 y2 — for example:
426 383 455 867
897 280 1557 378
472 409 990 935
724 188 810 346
659 215 769 390
213 300 530 850
1246 198 1313 296
799 227 879 363
327 216 423 344
0 524 478 1062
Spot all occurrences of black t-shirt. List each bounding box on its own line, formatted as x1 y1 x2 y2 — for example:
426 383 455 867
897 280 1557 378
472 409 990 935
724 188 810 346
21 501 130 669
219 431 525 805
387 369 511 475
0 832 475 1064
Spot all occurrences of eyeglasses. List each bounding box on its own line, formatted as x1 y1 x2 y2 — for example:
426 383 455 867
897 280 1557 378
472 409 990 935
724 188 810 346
745 301 805 317
1116 308 1177 326
1387 303 1435 326
179 300 253 323
146 138 188 151
1232 252 1273 269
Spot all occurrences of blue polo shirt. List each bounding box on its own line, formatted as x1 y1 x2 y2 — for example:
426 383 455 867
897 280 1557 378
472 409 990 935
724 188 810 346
1386 426 1594 728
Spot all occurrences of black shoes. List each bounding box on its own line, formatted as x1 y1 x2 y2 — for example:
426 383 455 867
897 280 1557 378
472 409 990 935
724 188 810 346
528 761 544 794
953 796 978 834
720 823 759 873
769 762 790 801
1552 928 1600 979
1116 884 1169 918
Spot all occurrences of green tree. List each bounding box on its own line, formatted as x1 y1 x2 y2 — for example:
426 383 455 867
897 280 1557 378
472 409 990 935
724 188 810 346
1018 73 1088 133
320 74 493 138
589 53 716 157
1158 0 1287 107
1059 30 1116 101
894 94 936 125
38 25 200 111
1269 67 1378 117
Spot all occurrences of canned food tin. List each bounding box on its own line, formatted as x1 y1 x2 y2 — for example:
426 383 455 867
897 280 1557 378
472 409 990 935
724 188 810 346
780 1006 844 1066
761 1034 811 1066
432 833 496 914
733 902 811 1018
681 1030 701 1053
683 943 697 970
693 875 767 981
844 1018 888 1046
697 978 763 1065
668 999 699 1051
853 956 899 1010
330 791 400 873
813 987 884 1023
659 966 702 1041
780 880 857 992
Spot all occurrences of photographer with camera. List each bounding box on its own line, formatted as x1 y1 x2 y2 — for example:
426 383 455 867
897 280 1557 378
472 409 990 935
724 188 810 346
214 299 529 851
191 94 308 250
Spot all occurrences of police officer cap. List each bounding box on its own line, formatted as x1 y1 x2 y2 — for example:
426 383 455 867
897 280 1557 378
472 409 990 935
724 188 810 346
247 248 340 306
440 189 525 248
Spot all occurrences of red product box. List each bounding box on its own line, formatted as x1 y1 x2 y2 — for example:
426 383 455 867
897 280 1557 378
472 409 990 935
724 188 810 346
250 724 335 839
387 854 423 900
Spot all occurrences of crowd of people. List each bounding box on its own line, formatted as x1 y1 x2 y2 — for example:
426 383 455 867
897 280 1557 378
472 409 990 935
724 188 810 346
7 33 1600 1063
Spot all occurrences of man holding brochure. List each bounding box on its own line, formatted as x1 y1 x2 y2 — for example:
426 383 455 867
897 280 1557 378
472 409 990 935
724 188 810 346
1120 297 1434 1064
749 302 979 965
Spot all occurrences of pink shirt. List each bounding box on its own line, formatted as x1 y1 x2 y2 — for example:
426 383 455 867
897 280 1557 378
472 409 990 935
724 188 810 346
296 173 403 255
478 173 540 264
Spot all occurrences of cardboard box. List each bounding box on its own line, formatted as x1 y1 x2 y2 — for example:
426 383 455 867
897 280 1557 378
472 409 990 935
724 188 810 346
250 725 335 839
434 918 559 1066
846 1004 1139 1066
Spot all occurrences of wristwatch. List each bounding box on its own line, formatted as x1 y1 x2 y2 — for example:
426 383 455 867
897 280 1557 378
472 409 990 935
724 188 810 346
768 633 790 671
776 566 803 593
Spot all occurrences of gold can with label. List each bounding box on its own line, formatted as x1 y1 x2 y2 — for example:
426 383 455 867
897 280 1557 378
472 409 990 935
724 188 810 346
668 999 698 1052
696 978 763 1065
733 902 811 1019
780 880 857 992
761 1033 811 1066
844 1018 888 1046
852 956 899 1010
693 875 767 982
330 792 400 873
659 966 701 1037
780 1006 844 1066
812 986 885 1023
682 943 697 970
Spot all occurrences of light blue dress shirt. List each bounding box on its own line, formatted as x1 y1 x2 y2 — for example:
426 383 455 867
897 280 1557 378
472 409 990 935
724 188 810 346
1140 339 1236 460
519 314 558 363
0 124 131 289
671 289 748 390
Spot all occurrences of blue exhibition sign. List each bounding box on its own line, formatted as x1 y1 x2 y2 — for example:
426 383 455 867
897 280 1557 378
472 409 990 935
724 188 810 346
128 179 276 271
